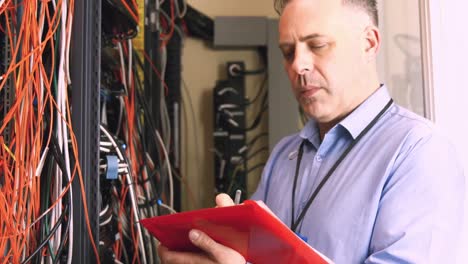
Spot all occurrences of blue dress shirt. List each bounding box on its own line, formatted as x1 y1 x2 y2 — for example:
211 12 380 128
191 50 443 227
252 85 465 263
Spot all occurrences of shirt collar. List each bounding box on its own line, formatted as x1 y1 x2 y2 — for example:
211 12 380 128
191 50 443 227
340 85 392 139
299 85 392 143
299 117 321 149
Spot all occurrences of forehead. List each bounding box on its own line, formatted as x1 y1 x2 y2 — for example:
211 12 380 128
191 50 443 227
279 0 351 41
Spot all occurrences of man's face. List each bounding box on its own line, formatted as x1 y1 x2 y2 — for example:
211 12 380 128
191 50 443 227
279 0 372 124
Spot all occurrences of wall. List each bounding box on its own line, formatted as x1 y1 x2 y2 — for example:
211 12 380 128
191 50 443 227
181 0 277 210
428 0 468 262
377 0 425 115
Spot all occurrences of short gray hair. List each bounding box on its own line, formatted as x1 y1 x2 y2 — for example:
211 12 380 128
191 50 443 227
274 0 379 26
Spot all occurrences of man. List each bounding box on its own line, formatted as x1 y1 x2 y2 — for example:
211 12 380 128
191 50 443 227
159 0 465 263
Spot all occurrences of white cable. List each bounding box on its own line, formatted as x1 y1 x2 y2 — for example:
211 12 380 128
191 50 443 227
100 125 147 264
128 39 133 92
158 201 177 214
101 101 108 126
159 46 171 150
118 168 129 173
99 215 113 226
115 97 124 136
117 42 128 94
34 147 49 177
65 0 74 84
174 0 187 18
218 104 239 111
51 0 70 252
100 141 113 147
62 2 74 261
218 87 238 96
99 204 109 217
157 0 164 9
156 130 174 208
100 147 111 153
100 126 124 160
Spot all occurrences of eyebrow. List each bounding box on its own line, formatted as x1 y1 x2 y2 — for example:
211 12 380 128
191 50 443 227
299 33 324 41
279 34 325 49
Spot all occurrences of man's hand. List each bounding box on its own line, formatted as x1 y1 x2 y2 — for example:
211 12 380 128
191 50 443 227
158 193 245 264
158 229 245 264
215 193 235 207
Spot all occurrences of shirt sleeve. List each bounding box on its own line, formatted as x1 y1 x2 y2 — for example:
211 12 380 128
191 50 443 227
365 130 465 264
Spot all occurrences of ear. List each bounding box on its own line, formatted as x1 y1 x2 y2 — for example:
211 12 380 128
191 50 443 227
363 26 381 60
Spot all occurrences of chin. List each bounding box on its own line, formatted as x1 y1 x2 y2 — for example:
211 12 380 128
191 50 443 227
301 104 333 123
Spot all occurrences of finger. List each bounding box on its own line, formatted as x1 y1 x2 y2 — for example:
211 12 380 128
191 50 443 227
215 193 234 207
158 243 214 264
189 229 246 264
157 244 169 260
189 229 228 260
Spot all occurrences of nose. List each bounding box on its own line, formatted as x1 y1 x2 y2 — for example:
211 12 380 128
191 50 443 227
290 46 314 75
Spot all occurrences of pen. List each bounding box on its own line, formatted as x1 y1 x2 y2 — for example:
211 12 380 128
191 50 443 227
234 189 242 205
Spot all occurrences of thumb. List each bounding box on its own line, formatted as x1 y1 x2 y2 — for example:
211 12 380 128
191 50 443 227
188 229 245 263
215 193 234 207
189 229 222 258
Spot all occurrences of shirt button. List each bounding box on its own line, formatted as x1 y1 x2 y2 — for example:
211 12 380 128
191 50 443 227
316 155 322 162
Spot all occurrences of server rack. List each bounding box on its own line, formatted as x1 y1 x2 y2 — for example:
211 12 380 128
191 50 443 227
71 0 101 263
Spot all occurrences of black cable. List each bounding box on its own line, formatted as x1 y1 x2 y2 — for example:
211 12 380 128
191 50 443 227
243 85 269 131
133 56 163 216
246 163 266 174
35 151 55 264
134 109 162 217
21 205 69 264
37 108 55 264
247 146 268 160
244 103 268 131
53 182 72 263
53 138 73 263
133 51 168 197
233 67 266 75
243 74 268 107
49 134 68 173
184 4 214 41
133 51 165 157
247 132 268 147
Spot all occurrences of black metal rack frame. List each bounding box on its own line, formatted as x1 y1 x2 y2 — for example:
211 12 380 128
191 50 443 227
71 0 101 263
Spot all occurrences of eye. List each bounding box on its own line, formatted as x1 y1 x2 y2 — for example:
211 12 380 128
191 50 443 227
282 52 294 62
281 49 295 62
309 43 328 50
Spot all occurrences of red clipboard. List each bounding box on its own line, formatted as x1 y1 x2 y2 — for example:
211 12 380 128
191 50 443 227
140 200 331 264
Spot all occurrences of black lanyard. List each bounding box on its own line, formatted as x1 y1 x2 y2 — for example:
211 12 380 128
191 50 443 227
290 99 393 232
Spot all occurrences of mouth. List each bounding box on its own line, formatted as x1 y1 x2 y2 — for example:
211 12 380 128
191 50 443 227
299 86 321 98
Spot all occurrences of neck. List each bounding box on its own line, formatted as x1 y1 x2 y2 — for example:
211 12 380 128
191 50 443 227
317 115 348 141
318 122 336 141
317 78 381 140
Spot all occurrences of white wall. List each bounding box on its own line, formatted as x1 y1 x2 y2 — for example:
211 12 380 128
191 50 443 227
427 0 468 262
377 0 425 116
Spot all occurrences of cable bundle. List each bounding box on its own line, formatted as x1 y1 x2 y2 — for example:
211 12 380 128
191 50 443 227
0 0 190 262
0 0 102 263
97 1 188 261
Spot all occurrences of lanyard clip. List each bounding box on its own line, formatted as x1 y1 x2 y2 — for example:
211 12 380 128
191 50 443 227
295 232 308 243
